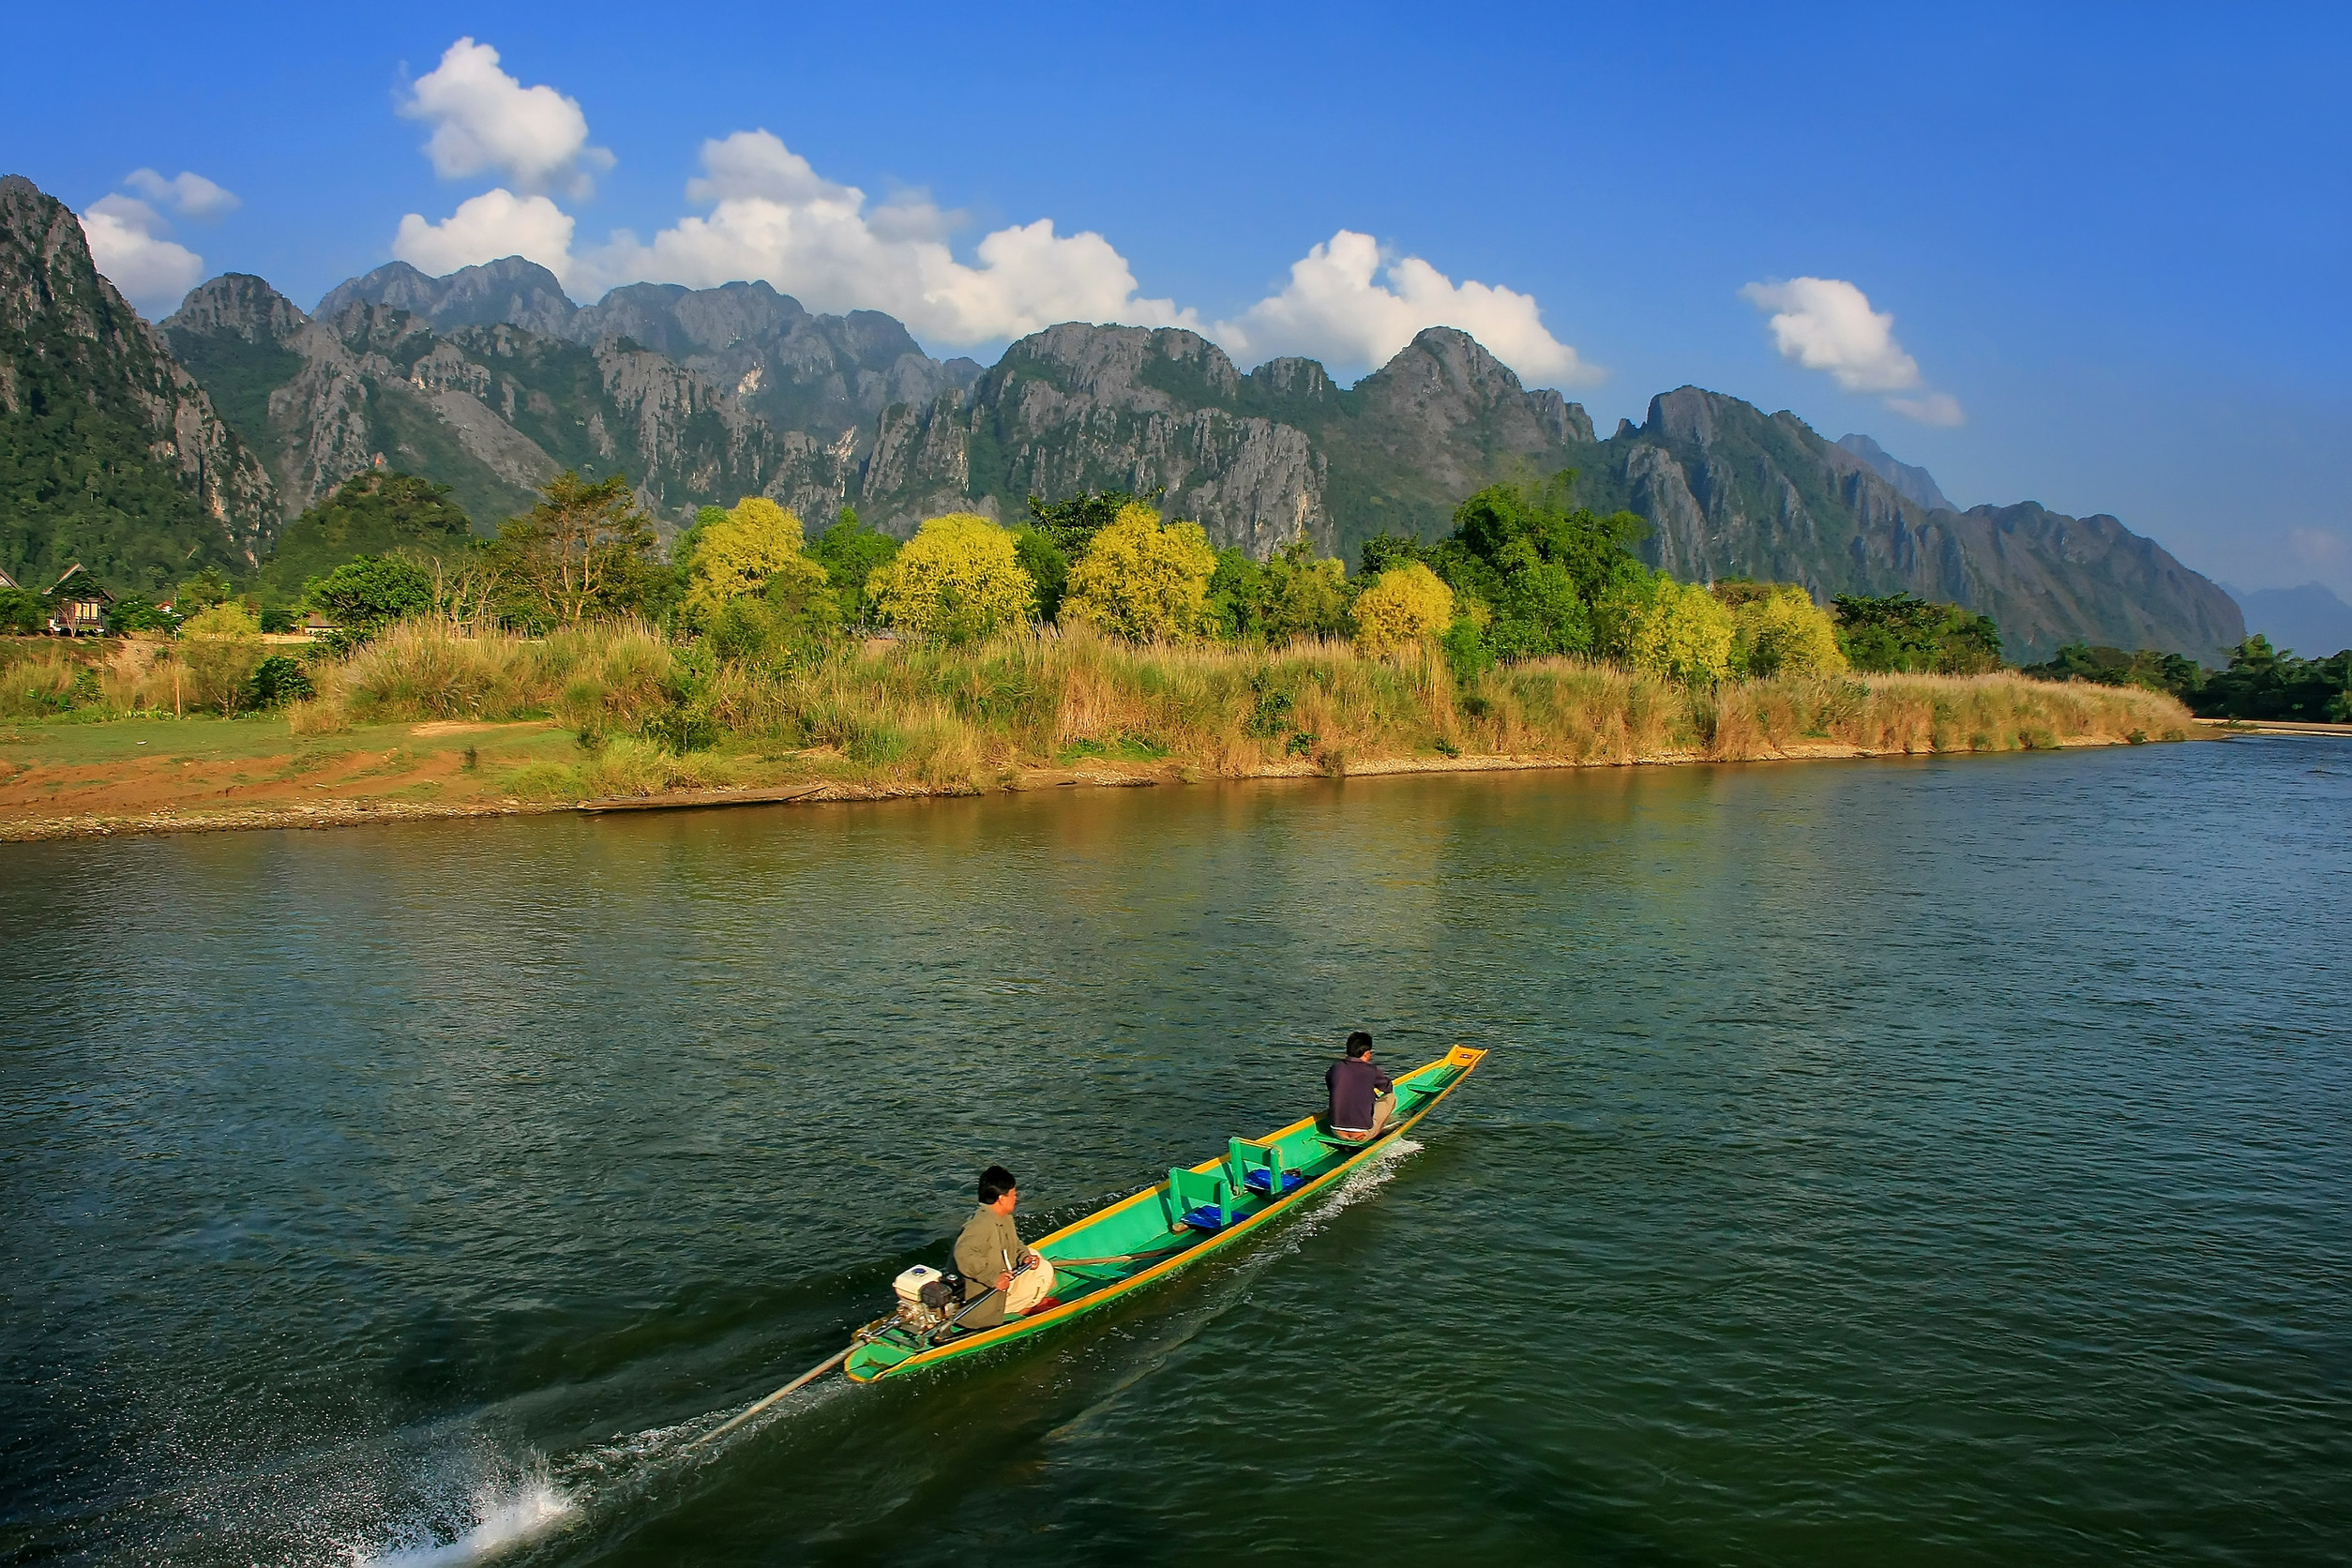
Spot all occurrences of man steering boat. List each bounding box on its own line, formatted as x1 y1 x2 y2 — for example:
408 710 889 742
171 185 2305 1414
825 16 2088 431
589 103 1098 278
952 1165 1056 1328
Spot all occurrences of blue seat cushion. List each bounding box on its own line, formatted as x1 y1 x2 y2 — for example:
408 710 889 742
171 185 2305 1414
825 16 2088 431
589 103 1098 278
1180 1205 1233 1231
1244 1168 1305 1196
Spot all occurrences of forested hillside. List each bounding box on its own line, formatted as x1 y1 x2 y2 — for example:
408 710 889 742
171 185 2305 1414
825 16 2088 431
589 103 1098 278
0 175 275 593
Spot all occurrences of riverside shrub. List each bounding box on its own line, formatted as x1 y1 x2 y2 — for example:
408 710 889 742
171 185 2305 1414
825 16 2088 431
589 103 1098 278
1719 582 1847 677
870 514 1036 643
681 497 819 624
178 602 266 715
1353 562 1456 656
1606 577 1735 683
1062 503 1219 641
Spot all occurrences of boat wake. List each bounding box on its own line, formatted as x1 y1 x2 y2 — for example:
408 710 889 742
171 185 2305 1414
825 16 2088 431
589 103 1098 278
344 1374 858 1565
355 1462 571 1567
1274 1135 1422 1250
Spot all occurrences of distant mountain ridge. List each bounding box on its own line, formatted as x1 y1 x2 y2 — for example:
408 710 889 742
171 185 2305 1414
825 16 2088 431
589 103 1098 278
2224 581 2352 657
1 168 2245 659
1836 431 1956 512
315 257 982 457
164 270 818 529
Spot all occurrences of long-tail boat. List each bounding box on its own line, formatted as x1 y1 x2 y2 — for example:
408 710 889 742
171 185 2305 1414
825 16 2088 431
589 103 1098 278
840 1045 1486 1383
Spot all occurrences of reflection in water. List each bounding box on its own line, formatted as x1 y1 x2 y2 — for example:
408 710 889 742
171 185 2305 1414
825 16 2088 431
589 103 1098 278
3 743 2349 1566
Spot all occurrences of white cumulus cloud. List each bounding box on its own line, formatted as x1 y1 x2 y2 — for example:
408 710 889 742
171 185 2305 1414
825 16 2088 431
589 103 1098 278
1213 231 1594 384
123 168 240 221
393 188 578 281
374 98 1591 384
1883 392 1965 428
400 38 614 198
1741 276 1962 426
577 129 1195 345
78 194 204 315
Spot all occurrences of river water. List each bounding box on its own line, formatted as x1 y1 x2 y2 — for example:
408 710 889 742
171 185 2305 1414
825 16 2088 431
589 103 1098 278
4 738 2348 1566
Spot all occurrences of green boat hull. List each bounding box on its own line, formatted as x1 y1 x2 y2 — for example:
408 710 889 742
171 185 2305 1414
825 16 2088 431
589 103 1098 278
843 1045 1488 1382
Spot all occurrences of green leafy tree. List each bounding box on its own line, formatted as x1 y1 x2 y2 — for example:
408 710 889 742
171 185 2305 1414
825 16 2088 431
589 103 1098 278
1204 547 1260 639
672 505 728 566
2020 642 2205 698
1440 615 1494 684
489 471 661 628
173 566 235 612
103 594 177 633
244 655 315 708
1062 503 1220 641
1026 488 1165 559
1252 539 1353 642
306 555 436 632
0 587 44 633
1423 473 1651 660
1832 593 2003 673
808 508 902 620
705 550 845 668
2185 636 2350 720
1012 527 1070 624
1357 533 1422 579
870 514 1036 642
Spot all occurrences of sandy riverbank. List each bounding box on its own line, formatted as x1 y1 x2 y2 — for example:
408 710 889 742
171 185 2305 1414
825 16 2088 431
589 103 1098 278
0 716 2202 844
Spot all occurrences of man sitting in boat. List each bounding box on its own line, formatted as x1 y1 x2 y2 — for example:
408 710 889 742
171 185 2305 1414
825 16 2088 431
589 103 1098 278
1327 1032 1397 1142
952 1165 1057 1329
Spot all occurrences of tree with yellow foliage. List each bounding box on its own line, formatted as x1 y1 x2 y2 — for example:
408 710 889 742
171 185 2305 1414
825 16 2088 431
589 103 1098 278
1061 502 1220 641
681 497 824 625
1606 574 1736 683
1716 581 1847 677
1352 561 1455 656
869 513 1036 642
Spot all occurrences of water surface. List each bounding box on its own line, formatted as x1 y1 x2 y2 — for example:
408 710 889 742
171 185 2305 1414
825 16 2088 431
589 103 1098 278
4 740 2347 1565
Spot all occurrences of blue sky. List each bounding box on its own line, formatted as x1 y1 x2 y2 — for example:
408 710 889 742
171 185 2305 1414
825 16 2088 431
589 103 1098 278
8 2 2346 596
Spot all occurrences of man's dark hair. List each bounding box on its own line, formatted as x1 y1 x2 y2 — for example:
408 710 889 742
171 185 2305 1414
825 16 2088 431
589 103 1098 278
978 1165 1018 1204
1346 1032 1373 1058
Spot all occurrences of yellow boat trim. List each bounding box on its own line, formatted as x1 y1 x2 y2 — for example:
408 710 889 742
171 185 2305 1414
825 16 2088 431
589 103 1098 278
846 1045 1485 1381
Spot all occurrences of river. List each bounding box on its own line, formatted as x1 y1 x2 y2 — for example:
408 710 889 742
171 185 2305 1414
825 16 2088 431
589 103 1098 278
4 738 2347 1565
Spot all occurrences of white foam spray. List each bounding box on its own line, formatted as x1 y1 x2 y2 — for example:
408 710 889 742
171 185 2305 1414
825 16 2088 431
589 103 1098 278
354 1461 571 1568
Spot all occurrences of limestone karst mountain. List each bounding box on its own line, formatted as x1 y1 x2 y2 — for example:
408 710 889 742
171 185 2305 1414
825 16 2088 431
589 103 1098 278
1572 389 2242 660
763 323 1596 560
163 271 800 529
316 258 981 459
1 173 277 591
1835 431 1957 513
767 325 2236 656
5 163 2243 659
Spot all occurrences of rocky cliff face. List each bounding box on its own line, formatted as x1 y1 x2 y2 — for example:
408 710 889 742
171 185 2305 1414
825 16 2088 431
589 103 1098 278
140 243 2239 658
314 259 982 463
788 323 1586 559
1570 388 2242 658
0 173 277 590
167 273 809 530
316 257 580 338
1836 431 1955 512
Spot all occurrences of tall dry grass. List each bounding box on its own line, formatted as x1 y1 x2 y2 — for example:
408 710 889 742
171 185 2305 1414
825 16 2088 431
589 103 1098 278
8 622 2198 796
300 621 2197 792
1 637 219 717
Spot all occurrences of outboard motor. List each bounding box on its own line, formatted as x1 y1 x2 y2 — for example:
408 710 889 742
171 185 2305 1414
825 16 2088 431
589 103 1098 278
891 1264 965 1334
